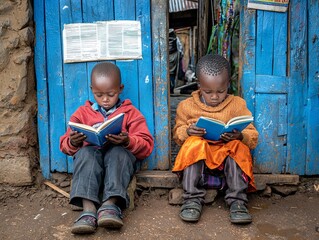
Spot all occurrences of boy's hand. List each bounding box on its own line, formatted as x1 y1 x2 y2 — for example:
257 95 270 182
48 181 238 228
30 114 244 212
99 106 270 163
187 124 206 137
220 129 243 142
106 132 130 146
69 131 86 147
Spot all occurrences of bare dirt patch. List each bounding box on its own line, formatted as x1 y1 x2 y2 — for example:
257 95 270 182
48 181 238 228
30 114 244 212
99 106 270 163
0 177 318 240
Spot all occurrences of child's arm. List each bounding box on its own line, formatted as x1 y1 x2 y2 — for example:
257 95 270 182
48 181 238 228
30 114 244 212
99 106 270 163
60 115 84 156
122 110 154 160
173 101 191 146
241 124 259 149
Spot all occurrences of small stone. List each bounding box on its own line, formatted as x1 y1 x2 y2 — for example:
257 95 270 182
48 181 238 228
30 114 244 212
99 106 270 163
272 193 282 200
154 189 168 197
127 176 137 211
204 189 218 204
271 185 298 197
59 181 70 188
260 186 272 197
51 173 68 184
18 27 34 46
169 188 183 205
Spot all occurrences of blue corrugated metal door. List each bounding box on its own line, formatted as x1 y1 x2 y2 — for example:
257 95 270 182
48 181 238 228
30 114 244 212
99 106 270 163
240 0 319 175
34 0 170 178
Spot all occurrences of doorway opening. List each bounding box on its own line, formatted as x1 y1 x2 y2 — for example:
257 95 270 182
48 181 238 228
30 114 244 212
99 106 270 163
168 0 241 165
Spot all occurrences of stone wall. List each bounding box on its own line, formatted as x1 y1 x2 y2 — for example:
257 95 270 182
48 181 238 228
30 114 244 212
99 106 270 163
0 0 37 185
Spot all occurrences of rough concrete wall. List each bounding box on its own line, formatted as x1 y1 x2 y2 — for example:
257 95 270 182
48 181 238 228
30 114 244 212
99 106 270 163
0 0 37 185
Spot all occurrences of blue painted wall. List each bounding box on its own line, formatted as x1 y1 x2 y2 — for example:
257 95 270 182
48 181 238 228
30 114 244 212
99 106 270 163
240 0 319 175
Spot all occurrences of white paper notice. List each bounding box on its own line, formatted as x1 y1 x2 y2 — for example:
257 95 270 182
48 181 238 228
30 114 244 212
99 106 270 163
63 21 142 63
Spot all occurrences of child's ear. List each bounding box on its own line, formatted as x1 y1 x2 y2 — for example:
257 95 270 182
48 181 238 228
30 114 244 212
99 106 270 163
119 84 124 93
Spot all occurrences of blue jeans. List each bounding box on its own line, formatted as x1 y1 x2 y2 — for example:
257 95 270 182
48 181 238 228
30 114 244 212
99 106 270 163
70 145 136 209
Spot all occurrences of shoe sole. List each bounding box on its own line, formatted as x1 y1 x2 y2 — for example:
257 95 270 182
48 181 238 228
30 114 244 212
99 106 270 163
71 225 96 234
179 213 200 222
98 217 124 229
230 218 252 224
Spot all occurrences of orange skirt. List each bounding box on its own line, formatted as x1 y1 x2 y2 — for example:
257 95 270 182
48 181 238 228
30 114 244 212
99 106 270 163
173 136 256 191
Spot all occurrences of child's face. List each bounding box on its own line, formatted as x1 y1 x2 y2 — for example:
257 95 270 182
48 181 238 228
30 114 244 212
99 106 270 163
198 69 229 107
91 73 123 110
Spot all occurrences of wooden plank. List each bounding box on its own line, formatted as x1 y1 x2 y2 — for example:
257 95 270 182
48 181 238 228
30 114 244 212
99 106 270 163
34 0 51 179
287 0 307 174
197 0 209 60
239 0 256 115
136 0 156 166
44 181 70 198
255 75 287 93
150 0 170 170
136 171 299 191
114 0 139 108
306 0 319 175
256 10 274 75
45 0 68 172
273 12 288 76
136 0 154 135
278 96 288 136
60 0 89 173
82 0 115 102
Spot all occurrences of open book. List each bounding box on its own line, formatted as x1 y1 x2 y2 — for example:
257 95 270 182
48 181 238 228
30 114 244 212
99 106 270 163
68 113 125 146
195 115 254 141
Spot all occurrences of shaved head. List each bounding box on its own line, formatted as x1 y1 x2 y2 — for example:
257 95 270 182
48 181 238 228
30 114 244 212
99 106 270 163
196 54 231 82
91 62 121 87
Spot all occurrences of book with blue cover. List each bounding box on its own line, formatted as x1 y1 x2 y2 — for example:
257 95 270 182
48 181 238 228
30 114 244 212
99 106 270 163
195 115 254 141
68 113 124 146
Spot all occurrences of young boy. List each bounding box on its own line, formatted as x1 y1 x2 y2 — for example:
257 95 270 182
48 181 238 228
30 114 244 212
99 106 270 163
60 62 154 234
173 54 258 224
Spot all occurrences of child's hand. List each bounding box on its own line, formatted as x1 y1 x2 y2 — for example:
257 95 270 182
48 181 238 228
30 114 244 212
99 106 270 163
220 129 243 142
69 131 86 147
187 124 206 137
106 132 130 147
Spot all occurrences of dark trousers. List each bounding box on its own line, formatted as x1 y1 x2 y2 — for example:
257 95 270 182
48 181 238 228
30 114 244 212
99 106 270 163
182 156 248 206
70 145 136 209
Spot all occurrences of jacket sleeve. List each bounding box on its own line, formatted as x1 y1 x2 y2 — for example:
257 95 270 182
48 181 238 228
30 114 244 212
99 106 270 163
124 110 154 160
173 101 190 146
59 113 82 156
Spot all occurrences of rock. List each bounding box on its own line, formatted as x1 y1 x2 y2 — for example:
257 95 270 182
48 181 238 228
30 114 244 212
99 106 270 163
0 157 32 185
18 27 34 46
260 186 272 197
51 173 68 184
154 189 169 197
274 193 283 200
13 47 32 65
254 174 299 191
271 185 298 197
59 181 70 188
127 176 137 211
204 189 218 204
169 188 183 205
0 44 10 71
0 1 14 14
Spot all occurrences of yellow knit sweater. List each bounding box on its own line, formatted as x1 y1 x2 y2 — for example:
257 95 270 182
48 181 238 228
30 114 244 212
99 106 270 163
173 90 259 149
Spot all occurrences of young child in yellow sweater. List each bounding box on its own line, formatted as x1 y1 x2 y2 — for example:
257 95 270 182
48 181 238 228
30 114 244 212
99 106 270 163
173 54 258 224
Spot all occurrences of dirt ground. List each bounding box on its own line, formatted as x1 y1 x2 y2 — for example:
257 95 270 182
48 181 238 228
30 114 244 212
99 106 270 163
0 177 318 240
